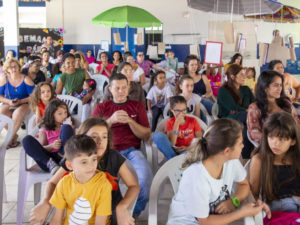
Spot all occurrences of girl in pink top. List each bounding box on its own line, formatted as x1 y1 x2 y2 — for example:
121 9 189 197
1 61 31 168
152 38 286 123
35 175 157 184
206 64 222 98
22 99 74 174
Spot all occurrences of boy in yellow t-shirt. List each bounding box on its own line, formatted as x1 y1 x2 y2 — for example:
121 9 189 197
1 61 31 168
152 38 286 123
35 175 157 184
49 135 112 225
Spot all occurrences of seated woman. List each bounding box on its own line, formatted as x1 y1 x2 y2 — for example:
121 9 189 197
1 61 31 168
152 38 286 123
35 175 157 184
249 112 300 213
152 96 202 160
135 51 153 78
96 52 115 78
21 55 46 85
247 70 300 144
224 53 243 73
112 50 123 67
103 62 146 105
56 53 94 105
268 59 300 103
124 51 146 86
184 55 214 115
0 58 35 148
218 64 254 122
29 118 140 225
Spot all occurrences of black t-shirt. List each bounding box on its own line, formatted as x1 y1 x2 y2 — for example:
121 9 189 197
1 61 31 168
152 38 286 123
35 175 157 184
21 68 45 85
98 150 126 210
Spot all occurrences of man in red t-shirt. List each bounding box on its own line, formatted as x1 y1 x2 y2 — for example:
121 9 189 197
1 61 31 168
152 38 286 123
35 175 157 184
92 73 153 217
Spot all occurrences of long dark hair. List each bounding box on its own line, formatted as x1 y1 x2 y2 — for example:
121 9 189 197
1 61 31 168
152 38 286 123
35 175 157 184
149 70 166 91
182 118 243 168
253 112 300 202
184 55 199 74
223 64 243 105
77 118 113 171
229 53 243 65
175 74 194 95
255 70 291 127
169 96 187 118
112 50 123 62
40 99 71 130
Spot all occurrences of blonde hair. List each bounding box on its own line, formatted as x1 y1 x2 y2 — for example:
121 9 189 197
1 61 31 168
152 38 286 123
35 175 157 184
3 58 21 74
30 82 56 112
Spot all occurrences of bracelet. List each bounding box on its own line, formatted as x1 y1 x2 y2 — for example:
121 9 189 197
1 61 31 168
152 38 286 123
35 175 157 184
172 130 180 135
231 197 240 208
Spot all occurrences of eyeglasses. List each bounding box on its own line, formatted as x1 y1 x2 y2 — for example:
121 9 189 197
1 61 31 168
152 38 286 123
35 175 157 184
138 54 144 57
173 109 187 113
9 66 19 69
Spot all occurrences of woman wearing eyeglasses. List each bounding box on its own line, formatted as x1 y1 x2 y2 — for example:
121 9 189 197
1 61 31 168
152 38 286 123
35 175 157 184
152 96 203 160
21 55 46 85
124 51 146 86
0 58 35 148
135 51 154 78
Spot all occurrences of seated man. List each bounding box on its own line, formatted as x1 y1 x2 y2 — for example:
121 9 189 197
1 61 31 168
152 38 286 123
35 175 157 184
92 73 153 218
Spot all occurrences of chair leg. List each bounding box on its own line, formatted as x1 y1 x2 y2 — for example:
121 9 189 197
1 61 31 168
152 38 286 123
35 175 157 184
17 173 30 225
34 183 42 205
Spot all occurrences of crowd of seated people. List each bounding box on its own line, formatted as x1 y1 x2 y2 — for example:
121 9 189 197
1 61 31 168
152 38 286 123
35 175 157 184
1 47 299 224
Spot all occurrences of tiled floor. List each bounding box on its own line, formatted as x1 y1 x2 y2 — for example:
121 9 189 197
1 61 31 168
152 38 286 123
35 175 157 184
0 128 171 225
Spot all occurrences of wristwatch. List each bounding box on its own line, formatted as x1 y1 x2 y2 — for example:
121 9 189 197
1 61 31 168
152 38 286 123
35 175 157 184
231 197 240 208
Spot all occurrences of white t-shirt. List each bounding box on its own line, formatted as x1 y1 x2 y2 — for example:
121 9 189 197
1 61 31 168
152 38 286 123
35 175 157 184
167 159 246 224
180 93 201 115
132 67 144 82
146 85 173 108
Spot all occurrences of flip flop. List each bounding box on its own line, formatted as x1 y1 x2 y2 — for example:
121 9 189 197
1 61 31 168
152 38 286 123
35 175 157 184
6 141 20 149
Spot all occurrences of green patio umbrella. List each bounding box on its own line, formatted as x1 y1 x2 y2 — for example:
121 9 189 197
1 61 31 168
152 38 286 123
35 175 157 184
92 5 162 28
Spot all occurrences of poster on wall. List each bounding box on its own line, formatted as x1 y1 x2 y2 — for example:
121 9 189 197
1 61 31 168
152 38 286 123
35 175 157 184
19 28 64 58
204 41 223 65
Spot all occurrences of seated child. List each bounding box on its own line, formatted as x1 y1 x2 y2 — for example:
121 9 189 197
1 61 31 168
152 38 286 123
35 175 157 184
147 70 173 132
49 135 112 225
249 112 300 213
74 79 96 104
167 118 271 225
206 64 222 98
30 82 56 124
166 50 178 72
152 96 202 159
244 67 256 93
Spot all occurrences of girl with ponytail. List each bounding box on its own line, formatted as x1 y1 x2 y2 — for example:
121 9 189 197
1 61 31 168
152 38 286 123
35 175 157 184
167 118 271 225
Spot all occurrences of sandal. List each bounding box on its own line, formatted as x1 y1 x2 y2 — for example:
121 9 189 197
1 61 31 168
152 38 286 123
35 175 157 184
7 141 20 149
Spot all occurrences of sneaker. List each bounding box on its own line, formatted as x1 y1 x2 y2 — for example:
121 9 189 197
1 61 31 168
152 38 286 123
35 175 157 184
47 158 60 175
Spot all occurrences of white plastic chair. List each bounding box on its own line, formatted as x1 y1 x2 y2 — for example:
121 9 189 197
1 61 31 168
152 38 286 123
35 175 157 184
57 94 83 127
0 115 14 223
91 74 109 97
246 120 259 148
17 125 52 225
212 102 219 120
119 159 138 215
27 114 36 135
88 63 99 74
148 154 185 225
163 102 170 118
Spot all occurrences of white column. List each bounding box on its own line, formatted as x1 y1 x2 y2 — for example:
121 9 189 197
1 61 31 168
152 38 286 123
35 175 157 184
3 0 19 58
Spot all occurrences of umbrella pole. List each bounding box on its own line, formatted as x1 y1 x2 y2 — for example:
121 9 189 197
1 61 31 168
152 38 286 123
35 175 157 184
230 0 234 22
126 24 128 51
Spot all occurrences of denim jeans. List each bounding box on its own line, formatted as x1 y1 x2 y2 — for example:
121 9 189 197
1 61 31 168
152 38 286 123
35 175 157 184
152 132 177 160
201 97 213 115
270 196 300 212
199 109 208 124
151 106 164 132
22 124 74 172
119 147 153 217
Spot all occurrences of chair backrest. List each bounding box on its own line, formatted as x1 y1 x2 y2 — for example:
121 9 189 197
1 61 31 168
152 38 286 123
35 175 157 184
212 102 219 120
57 95 83 126
148 154 185 225
90 74 109 97
27 114 36 135
0 114 14 153
88 63 99 74
119 159 138 215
